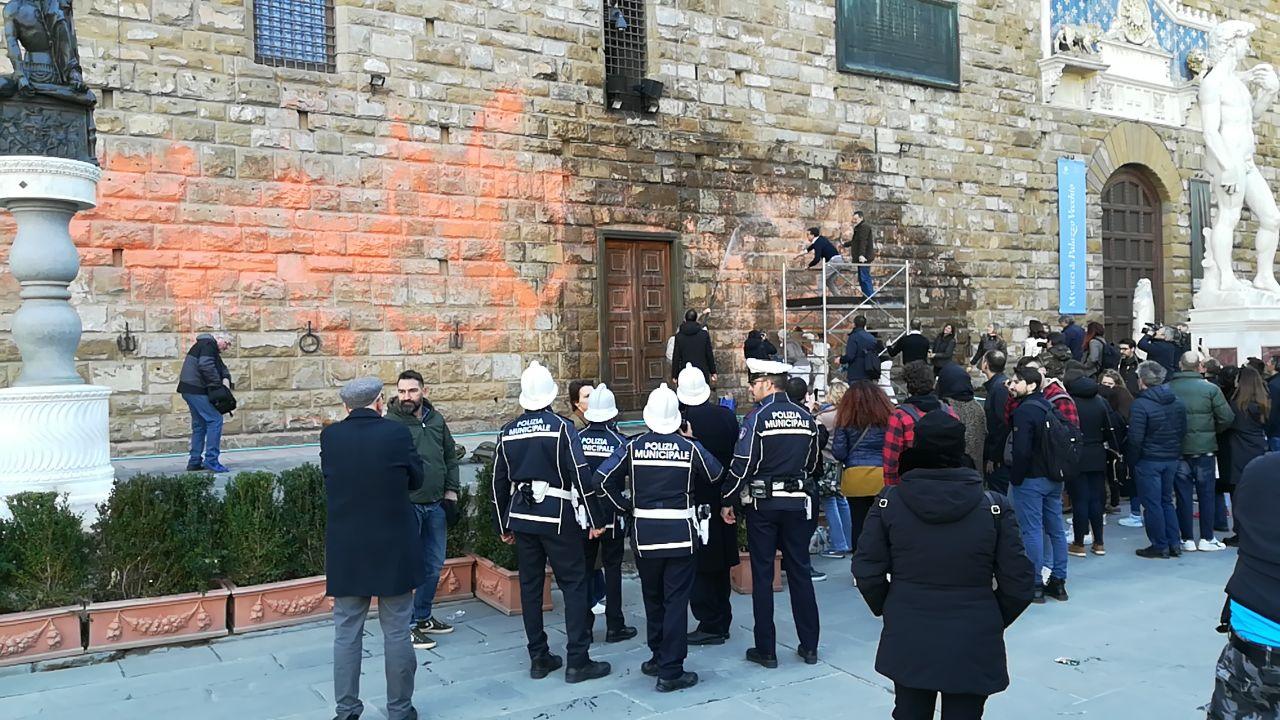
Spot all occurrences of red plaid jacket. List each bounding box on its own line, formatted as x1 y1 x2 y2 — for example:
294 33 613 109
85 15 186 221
882 400 959 486
1003 379 1079 428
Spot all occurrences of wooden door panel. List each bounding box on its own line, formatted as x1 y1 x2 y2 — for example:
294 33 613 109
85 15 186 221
1101 169 1163 343
604 239 672 410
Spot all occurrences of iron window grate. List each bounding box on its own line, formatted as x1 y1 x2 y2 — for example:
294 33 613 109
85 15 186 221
254 0 336 73
604 0 646 88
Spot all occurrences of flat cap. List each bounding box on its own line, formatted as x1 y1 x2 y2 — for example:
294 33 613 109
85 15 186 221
339 376 384 409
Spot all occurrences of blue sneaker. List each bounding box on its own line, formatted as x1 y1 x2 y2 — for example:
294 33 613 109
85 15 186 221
202 461 230 473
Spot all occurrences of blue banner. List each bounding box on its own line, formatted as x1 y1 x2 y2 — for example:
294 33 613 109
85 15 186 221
1058 158 1087 315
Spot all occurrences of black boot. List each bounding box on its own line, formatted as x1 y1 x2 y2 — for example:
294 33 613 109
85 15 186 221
656 671 699 692
641 658 660 677
606 625 638 643
1044 576 1069 602
687 629 727 646
529 653 563 680
565 660 611 684
745 648 778 669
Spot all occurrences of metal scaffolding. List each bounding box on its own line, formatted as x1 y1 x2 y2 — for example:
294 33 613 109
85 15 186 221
781 260 912 396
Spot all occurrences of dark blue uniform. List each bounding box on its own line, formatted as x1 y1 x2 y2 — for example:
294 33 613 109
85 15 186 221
594 432 723 682
579 422 629 636
493 409 599 669
723 391 822 660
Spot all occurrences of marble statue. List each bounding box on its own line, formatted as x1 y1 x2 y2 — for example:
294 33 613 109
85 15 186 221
1133 279 1156 334
1199 20 1280 298
1055 23 1102 55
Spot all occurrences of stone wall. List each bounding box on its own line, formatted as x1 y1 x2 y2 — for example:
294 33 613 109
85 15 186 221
0 0 1277 454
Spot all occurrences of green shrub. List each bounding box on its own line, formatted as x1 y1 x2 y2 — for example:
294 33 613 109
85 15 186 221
0 493 91 613
468 460 517 570
279 464 326 578
92 473 221 601
220 472 290 586
445 485 472 558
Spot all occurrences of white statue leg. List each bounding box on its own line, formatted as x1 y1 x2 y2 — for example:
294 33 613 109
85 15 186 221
1243 170 1280 294
1209 181 1247 291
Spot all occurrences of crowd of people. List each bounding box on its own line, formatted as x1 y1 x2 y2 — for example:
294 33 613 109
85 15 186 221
171 302 1279 719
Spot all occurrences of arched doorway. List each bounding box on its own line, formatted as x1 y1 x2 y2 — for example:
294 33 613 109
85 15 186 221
1101 166 1164 342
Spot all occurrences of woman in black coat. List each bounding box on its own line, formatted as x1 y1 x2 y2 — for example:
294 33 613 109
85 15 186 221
1064 369 1114 556
852 412 1035 719
1224 367 1269 545
930 323 957 374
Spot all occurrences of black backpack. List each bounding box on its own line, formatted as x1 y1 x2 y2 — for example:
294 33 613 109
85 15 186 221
1030 397 1082 482
1099 341 1121 371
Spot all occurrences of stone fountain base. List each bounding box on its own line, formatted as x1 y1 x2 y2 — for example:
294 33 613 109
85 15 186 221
0 384 114 518
1188 305 1280 366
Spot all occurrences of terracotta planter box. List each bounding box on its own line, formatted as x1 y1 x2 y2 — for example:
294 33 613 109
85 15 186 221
730 551 783 595
86 586 229 652
435 556 476 603
473 556 552 616
227 575 335 634
0 605 84 667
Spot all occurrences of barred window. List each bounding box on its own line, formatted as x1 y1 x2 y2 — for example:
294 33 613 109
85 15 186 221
603 0 646 110
254 0 336 73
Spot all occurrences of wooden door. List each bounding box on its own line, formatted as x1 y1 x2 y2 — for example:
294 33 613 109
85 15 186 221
1101 168 1163 342
604 239 672 411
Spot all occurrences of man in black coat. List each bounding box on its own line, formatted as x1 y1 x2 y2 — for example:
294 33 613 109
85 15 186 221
980 350 1011 494
842 210 876 297
676 364 741 646
671 310 717 385
839 315 883 382
852 412 1034 719
1060 316 1085 361
322 377 425 720
1137 326 1181 376
887 321 931 366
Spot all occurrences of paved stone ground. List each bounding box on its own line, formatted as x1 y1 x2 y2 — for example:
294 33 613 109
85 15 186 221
0 518 1234 720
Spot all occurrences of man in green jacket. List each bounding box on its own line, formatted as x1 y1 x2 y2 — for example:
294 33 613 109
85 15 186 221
390 369 461 650
1167 352 1234 553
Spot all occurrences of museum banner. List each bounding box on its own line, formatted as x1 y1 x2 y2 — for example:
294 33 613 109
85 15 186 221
1057 158 1086 315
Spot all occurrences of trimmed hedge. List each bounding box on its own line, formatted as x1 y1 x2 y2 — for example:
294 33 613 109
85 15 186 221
0 492 91 613
469 460 517 570
92 473 222 601
221 472 291 587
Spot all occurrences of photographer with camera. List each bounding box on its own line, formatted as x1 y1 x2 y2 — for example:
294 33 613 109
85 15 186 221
744 329 777 362
1138 324 1181 376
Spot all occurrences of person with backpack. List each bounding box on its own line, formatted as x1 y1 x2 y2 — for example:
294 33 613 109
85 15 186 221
1007 366 1073 604
1064 365 1115 558
852 412 1035 720
1127 361 1188 559
839 315 883 383
882 361 959 487
1083 322 1119 376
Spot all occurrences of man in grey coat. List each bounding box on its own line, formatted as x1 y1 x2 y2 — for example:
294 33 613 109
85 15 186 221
175 333 232 473
322 377 425 720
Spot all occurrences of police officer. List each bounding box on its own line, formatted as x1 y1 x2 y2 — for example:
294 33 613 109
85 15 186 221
675 363 742 646
493 361 611 684
721 358 822 669
594 384 723 693
577 383 638 644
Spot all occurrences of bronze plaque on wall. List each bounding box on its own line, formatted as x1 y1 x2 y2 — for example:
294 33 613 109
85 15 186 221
836 0 961 90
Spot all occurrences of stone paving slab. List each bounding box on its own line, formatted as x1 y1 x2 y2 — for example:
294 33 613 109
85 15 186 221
0 521 1238 719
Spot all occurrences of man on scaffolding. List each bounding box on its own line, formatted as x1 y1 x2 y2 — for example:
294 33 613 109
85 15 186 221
804 226 845 294
841 211 875 298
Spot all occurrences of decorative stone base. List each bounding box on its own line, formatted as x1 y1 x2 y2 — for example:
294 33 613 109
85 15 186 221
86 587 229 652
0 605 85 667
0 384 114 519
1187 307 1280 366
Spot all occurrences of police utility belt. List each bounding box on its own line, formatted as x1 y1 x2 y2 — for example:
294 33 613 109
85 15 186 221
743 478 814 519
517 481 589 530
632 505 712 544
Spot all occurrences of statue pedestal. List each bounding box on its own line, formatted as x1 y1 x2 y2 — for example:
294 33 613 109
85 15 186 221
1188 306 1280 366
0 156 111 518
0 385 114 518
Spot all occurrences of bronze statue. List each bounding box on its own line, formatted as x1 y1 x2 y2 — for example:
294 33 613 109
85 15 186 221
3 0 88 97
0 0 96 163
